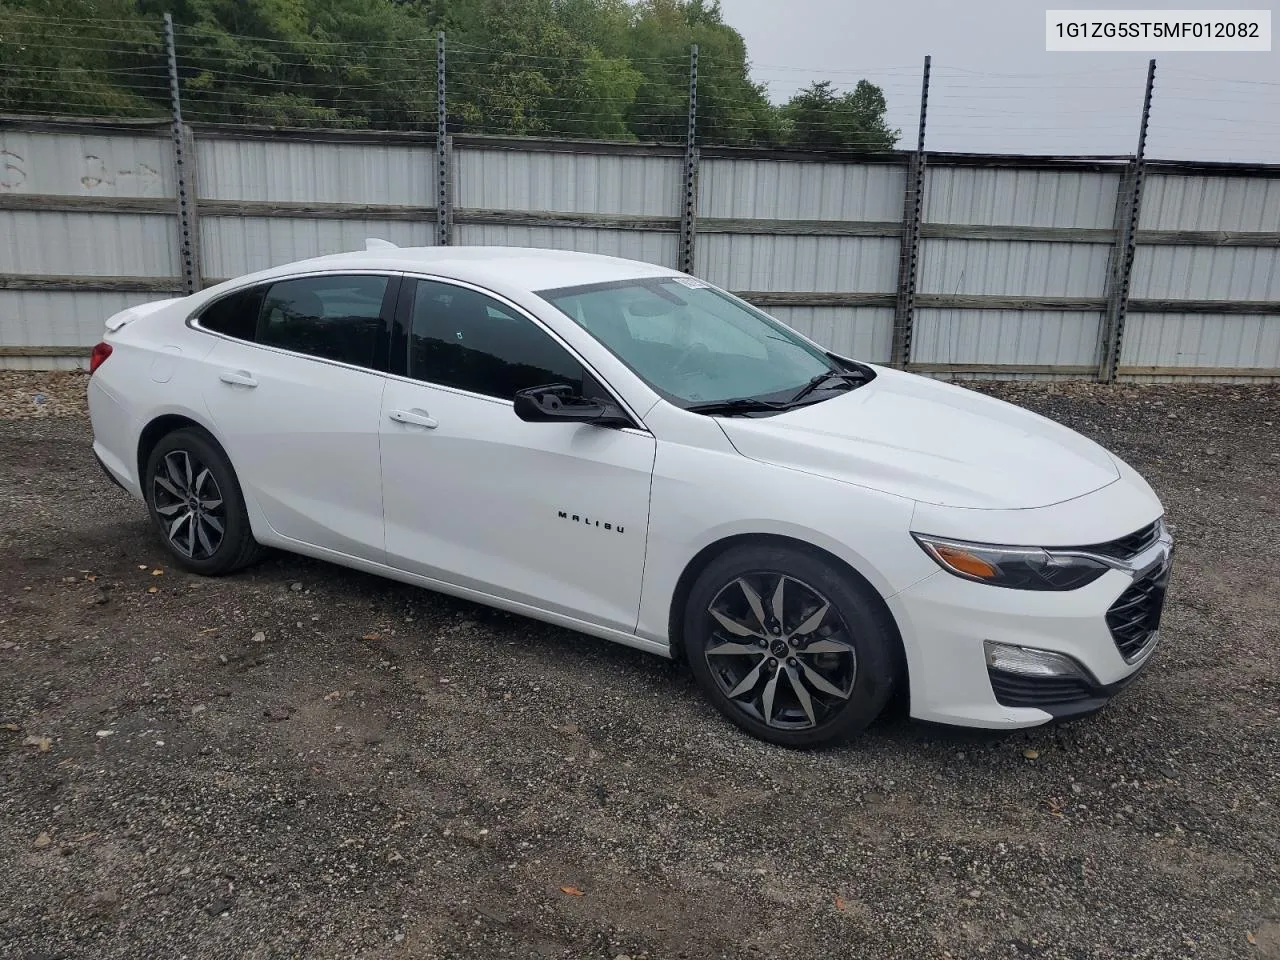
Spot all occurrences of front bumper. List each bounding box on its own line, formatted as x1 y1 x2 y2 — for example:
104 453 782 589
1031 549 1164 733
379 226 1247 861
887 534 1173 729
985 637 1158 721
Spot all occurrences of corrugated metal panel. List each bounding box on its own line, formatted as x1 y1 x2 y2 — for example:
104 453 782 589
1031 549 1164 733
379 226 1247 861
927 370 1091 383
0 130 174 197
455 224 678 269
0 355 86 372
1131 246 1280 301
923 167 1120 228
200 217 434 279
695 235 899 292
697 159 904 220
196 138 435 205
764 305 893 362
0 290 158 355
918 239 1111 297
455 149 681 215
1140 175 1280 231
912 309 1103 366
0 211 178 277
1121 312 1280 370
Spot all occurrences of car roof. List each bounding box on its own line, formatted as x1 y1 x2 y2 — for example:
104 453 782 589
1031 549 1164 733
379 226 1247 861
222 246 680 297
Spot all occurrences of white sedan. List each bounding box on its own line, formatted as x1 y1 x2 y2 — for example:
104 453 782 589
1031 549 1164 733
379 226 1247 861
87 244 1173 747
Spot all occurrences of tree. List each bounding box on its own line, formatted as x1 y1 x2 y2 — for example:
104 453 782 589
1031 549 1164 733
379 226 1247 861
782 79 899 151
0 0 164 118
0 0 895 149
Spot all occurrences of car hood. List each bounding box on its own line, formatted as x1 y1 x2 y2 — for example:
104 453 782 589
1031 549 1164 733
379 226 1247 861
714 366 1120 510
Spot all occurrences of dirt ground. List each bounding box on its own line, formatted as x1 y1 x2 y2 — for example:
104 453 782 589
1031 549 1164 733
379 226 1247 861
1 371 1278 960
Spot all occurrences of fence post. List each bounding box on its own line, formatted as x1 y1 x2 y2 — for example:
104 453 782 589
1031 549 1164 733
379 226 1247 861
1100 58 1155 382
163 13 199 294
436 31 453 247
678 44 699 275
890 55 929 368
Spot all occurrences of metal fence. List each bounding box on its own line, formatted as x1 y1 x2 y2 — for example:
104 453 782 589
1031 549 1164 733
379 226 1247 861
1 114 1278 380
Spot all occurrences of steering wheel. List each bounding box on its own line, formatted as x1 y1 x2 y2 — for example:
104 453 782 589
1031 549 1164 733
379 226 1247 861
671 340 709 376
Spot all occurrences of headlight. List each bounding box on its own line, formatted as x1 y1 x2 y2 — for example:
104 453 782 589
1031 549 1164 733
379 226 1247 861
912 534 1109 591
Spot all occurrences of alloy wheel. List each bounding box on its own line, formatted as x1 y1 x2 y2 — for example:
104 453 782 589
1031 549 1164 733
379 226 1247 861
703 574 857 731
152 449 226 561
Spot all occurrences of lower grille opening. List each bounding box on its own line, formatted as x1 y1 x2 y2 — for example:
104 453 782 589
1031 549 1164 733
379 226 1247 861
1107 563 1171 661
988 669 1096 709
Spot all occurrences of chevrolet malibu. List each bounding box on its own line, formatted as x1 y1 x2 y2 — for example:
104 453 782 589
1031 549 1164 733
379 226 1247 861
87 244 1173 747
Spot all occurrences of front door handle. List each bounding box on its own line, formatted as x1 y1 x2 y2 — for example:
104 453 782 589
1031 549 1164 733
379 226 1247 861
389 409 439 429
218 370 258 388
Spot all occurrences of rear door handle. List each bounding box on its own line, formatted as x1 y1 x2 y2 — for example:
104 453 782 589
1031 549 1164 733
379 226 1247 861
218 370 258 388
389 409 438 429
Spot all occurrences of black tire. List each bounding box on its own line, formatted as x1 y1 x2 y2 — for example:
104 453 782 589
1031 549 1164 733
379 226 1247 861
684 543 900 748
143 427 263 576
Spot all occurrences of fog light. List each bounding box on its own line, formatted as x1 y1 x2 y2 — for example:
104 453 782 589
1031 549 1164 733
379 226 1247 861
983 641 1084 678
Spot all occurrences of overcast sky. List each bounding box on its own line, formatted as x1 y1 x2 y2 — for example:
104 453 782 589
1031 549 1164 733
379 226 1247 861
717 0 1279 162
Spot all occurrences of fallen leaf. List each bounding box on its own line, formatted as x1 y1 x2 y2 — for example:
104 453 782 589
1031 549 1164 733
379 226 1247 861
559 886 585 897
1 722 20 732
85 575 97 582
147 587 159 594
151 568 164 576
1248 931 1257 945
33 832 51 849
1023 749 1040 760
23 735 52 753
250 632 266 644
96 730 115 738
834 896 846 911
138 565 148 570
361 633 381 642
198 628 218 635
323 691 342 701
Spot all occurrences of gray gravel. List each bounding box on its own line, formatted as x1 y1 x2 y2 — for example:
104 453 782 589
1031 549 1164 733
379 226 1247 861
1 372 1278 960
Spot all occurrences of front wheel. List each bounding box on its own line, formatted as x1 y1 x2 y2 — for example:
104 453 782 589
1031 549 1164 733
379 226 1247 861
684 544 900 748
143 427 263 576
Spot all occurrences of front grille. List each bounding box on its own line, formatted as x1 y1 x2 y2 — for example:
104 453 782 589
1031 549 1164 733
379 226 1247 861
1106 562 1171 661
1077 519 1162 561
988 669 1095 708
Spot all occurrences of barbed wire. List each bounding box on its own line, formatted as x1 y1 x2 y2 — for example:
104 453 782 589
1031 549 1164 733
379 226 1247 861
0 15 1275 160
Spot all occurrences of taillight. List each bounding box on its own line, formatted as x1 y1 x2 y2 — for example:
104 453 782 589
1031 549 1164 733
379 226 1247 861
89 341 113 374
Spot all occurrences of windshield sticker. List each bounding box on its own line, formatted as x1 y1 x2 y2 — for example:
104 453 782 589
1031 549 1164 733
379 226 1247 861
671 277 710 289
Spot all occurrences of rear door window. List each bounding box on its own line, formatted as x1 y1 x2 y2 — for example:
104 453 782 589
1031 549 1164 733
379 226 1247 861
256 275 392 370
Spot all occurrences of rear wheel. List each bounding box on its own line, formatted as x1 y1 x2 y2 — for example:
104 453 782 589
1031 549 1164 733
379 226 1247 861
684 544 899 748
143 428 263 575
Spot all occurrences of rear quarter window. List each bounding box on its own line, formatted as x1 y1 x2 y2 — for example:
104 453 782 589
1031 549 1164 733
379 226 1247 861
197 287 265 342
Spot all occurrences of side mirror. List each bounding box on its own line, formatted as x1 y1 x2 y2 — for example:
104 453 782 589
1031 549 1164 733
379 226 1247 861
513 383 630 427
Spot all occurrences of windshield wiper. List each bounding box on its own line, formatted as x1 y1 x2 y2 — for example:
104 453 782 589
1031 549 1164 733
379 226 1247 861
788 370 867 405
685 397 790 416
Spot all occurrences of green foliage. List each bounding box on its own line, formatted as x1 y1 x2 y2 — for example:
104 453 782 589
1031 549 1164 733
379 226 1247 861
782 80 900 151
0 0 166 118
0 0 897 150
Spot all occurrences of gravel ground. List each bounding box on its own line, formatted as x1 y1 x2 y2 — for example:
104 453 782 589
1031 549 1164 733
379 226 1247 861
1 371 1277 960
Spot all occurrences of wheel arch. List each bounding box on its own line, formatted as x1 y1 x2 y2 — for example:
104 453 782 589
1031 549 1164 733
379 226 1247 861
665 533 908 687
136 413 227 485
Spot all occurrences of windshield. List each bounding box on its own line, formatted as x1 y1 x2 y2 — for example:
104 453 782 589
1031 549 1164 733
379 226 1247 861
537 276 843 408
